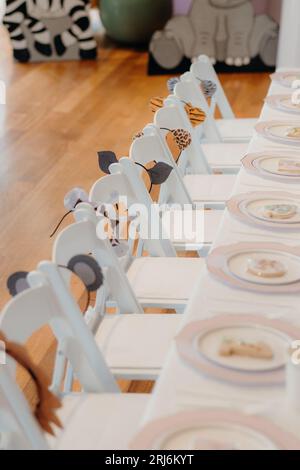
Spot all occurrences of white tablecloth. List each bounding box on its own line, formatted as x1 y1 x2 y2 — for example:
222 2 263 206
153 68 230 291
141 73 300 441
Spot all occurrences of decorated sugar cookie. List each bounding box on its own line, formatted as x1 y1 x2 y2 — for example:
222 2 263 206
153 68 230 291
219 338 273 360
278 159 300 174
286 127 300 138
261 203 298 220
247 258 287 279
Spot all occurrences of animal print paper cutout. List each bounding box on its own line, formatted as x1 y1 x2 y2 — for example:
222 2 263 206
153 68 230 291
149 95 205 127
161 128 192 163
0 331 62 435
3 0 97 63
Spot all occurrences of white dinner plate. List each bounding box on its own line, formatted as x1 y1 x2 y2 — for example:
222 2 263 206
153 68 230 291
271 72 300 89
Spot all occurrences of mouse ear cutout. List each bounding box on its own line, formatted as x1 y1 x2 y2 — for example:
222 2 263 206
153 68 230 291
147 162 173 185
7 272 30 297
184 103 206 128
98 151 118 174
67 255 104 292
200 79 217 98
149 96 164 113
167 77 180 93
64 187 89 211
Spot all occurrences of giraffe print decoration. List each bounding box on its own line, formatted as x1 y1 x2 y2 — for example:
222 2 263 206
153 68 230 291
3 0 97 62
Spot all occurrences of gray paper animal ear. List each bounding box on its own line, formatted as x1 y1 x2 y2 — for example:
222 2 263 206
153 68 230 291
167 77 180 93
200 80 217 98
67 255 103 292
147 162 173 185
64 187 89 211
7 272 30 297
98 151 118 174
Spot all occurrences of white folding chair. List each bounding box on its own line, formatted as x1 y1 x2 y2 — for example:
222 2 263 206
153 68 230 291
163 95 247 173
131 123 235 210
0 285 149 450
88 170 205 310
52 209 182 379
177 71 255 143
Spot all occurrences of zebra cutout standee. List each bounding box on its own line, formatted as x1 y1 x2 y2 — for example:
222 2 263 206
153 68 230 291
3 0 97 62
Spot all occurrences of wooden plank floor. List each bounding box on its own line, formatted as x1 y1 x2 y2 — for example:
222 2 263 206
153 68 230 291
0 26 271 400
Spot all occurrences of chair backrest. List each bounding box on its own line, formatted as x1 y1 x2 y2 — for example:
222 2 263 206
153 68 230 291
154 98 211 175
130 128 192 206
191 55 235 119
176 74 222 142
90 162 177 257
0 270 118 394
0 355 49 450
53 209 144 314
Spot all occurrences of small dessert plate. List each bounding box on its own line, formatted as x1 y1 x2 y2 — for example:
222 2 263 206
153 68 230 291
271 71 300 89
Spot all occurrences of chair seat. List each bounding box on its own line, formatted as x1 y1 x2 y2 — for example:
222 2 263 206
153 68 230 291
201 142 248 169
216 118 257 142
162 209 223 248
126 256 205 308
183 174 236 203
95 313 181 379
54 393 149 450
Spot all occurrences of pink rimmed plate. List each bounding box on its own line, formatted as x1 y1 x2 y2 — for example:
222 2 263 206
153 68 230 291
242 151 300 182
206 242 300 293
266 95 300 115
271 71 300 89
227 192 300 231
175 314 300 385
130 409 300 450
256 121 300 146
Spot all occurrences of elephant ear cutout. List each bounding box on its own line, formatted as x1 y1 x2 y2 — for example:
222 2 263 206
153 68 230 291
184 103 206 128
98 151 118 174
7 271 30 297
147 162 173 185
67 255 104 293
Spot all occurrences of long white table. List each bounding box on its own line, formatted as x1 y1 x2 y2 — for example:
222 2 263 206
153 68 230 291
141 72 300 441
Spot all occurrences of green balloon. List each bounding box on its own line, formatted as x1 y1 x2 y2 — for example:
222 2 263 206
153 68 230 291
100 0 173 45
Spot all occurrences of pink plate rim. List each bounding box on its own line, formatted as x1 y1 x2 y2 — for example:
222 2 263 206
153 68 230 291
241 151 300 183
255 121 300 146
175 314 300 386
129 408 300 450
206 242 300 294
227 191 300 231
